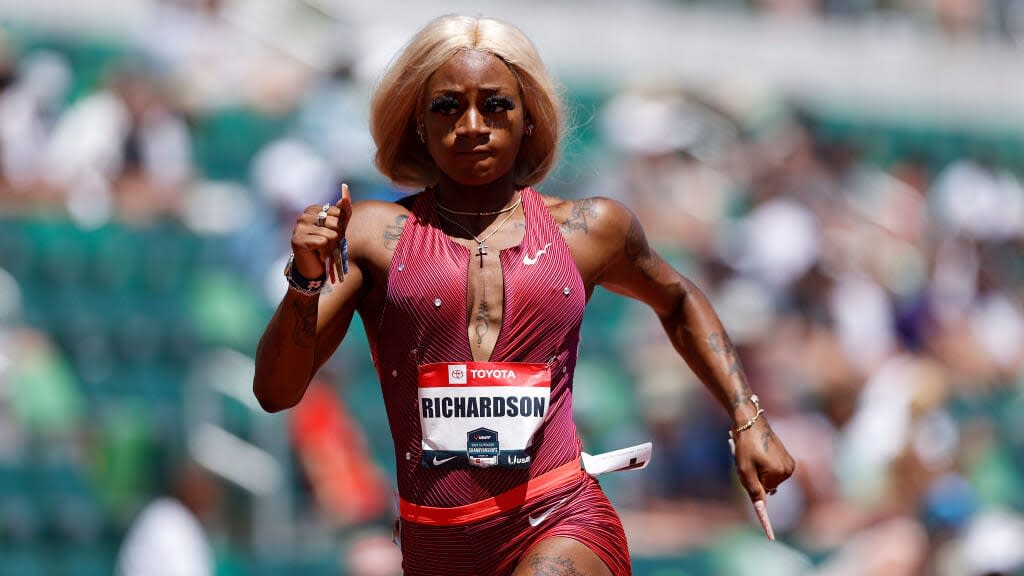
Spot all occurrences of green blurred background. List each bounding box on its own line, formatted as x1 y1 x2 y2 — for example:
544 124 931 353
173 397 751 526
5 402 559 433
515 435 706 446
0 1 1023 574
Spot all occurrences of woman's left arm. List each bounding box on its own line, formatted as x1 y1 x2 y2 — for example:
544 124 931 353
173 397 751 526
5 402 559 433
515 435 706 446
584 197 796 505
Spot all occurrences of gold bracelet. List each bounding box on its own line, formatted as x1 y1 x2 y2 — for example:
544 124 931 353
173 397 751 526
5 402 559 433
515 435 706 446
728 394 764 440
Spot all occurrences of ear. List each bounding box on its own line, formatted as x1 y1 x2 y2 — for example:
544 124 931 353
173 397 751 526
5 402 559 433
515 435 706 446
416 117 426 143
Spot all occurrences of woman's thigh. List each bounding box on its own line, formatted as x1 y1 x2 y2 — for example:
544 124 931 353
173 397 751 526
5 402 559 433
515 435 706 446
512 536 614 576
401 474 630 575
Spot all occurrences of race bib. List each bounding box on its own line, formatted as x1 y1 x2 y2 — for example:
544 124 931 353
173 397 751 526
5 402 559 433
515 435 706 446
418 362 551 469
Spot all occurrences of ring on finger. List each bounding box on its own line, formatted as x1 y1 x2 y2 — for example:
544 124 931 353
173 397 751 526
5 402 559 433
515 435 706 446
316 203 329 227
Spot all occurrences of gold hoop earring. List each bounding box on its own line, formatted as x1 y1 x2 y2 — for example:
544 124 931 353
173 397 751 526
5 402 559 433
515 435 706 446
417 124 426 143
524 124 534 136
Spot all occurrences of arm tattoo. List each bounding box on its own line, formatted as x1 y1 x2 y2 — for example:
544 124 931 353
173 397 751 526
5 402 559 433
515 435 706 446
255 327 279 368
290 297 318 348
625 213 657 278
708 332 749 404
474 283 490 345
383 214 408 250
527 555 585 576
761 429 774 452
559 198 597 235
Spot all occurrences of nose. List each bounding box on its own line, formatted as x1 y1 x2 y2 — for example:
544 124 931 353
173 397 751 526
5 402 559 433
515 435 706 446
455 106 489 138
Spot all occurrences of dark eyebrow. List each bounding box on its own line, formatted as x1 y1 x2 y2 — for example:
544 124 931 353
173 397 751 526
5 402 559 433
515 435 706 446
427 88 462 98
480 87 519 97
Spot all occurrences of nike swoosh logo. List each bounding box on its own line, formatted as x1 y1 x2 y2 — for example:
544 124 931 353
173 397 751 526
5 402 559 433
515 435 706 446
432 455 457 466
527 497 568 527
523 242 553 266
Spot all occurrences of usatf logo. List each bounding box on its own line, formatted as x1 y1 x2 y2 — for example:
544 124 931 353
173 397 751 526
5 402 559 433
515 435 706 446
469 430 495 442
448 364 467 384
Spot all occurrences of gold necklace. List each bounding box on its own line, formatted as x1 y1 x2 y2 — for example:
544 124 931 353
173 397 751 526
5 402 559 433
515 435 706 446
436 199 520 217
436 198 522 267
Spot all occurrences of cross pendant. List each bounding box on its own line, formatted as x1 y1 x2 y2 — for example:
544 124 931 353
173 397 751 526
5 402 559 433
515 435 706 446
476 243 488 267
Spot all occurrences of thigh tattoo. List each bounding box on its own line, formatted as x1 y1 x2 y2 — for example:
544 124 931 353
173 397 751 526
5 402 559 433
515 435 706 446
527 554 585 576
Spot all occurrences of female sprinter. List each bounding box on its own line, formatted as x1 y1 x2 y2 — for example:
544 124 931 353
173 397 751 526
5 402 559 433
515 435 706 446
254 14 794 576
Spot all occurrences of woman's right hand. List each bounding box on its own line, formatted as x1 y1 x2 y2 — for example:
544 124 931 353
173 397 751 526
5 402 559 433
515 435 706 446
290 183 353 281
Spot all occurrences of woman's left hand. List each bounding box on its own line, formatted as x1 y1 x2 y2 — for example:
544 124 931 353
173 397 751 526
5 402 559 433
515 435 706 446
732 418 796 505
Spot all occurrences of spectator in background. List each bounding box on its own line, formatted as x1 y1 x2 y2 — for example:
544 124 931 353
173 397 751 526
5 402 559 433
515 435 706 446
140 0 315 114
116 461 219 576
43 63 192 227
140 0 251 112
289 378 390 527
109 65 194 223
0 49 71 207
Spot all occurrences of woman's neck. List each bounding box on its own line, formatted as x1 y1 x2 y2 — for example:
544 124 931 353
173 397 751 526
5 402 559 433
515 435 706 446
434 173 520 215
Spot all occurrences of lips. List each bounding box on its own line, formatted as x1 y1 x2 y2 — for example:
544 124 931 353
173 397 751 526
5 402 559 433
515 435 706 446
456 148 493 156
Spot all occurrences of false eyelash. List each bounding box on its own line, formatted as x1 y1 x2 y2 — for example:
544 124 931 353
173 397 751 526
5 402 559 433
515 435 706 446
485 95 515 111
428 95 460 113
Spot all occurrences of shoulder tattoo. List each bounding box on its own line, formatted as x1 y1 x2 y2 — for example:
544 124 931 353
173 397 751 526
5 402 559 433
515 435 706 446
383 214 409 250
559 198 598 235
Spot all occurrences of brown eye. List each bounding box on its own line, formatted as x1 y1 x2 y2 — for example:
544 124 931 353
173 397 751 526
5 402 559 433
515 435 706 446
483 95 515 113
429 95 460 115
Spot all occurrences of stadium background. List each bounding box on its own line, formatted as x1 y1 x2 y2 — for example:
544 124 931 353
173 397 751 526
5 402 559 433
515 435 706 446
0 0 1022 574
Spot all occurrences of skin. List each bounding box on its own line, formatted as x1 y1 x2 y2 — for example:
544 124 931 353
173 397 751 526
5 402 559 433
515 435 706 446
254 50 795 575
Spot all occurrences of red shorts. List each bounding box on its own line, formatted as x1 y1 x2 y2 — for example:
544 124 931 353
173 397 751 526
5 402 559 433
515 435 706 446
398 470 631 575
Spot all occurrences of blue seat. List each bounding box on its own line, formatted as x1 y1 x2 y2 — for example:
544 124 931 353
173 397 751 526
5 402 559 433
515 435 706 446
0 463 41 544
26 459 104 545
55 543 116 576
0 547 49 576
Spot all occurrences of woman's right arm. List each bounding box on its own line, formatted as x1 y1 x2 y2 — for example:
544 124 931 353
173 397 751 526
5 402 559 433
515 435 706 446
253 185 365 412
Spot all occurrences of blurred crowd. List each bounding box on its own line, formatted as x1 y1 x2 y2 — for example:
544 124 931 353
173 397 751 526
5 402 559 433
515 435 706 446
688 0 1024 44
0 1 1022 575
586 86 1024 575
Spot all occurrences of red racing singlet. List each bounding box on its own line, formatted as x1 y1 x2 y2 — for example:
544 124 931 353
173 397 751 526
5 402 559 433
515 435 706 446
371 187 586 508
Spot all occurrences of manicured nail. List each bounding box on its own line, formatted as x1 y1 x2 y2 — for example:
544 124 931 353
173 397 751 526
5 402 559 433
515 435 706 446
754 499 775 541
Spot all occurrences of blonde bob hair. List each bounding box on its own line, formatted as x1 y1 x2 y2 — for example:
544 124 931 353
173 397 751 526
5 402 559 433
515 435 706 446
370 15 564 190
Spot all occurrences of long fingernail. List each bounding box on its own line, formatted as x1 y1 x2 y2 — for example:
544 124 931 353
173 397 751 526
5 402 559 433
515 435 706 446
753 500 775 541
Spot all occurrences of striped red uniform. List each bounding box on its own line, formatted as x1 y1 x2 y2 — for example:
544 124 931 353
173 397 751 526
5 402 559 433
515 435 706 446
372 188 630 575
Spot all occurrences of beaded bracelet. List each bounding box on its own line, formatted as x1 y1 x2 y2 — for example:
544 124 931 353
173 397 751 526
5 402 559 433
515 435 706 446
283 254 326 297
728 394 765 441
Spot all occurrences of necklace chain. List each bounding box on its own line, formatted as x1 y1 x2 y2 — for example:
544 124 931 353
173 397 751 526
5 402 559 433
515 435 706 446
436 201 519 217
434 190 522 217
436 197 522 267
